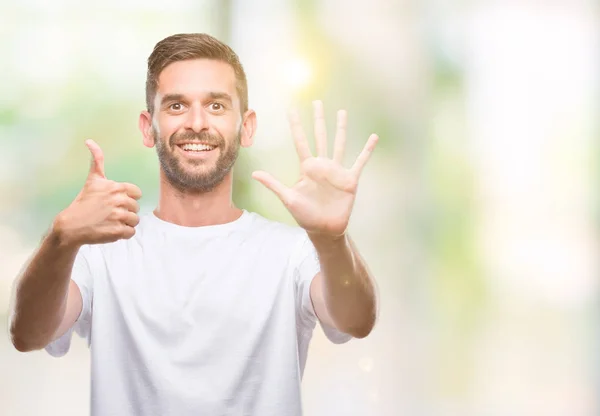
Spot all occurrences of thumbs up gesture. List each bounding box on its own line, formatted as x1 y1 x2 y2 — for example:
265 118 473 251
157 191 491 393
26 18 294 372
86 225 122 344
52 140 143 248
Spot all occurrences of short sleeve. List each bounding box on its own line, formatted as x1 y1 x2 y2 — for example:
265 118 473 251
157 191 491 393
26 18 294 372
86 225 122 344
293 233 352 345
45 244 94 357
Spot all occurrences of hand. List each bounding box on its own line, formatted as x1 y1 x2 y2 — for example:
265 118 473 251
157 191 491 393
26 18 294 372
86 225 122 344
252 101 378 238
52 139 143 247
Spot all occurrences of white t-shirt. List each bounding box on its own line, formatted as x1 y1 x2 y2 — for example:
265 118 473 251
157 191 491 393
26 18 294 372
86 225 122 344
45 210 351 416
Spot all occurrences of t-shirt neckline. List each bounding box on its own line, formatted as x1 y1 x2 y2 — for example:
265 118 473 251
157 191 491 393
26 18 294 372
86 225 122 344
146 209 251 237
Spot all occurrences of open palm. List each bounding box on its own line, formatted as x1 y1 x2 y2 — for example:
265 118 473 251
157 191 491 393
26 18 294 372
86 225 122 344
252 101 378 238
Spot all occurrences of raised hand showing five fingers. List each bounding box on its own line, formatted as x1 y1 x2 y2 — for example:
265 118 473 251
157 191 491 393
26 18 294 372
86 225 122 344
252 100 378 238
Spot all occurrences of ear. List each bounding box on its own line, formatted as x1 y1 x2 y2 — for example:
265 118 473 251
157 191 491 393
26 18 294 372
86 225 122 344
139 111 155 148
239 109 257 148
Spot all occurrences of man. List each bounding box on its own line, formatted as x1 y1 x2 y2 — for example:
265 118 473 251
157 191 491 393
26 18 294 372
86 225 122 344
8 33 378 415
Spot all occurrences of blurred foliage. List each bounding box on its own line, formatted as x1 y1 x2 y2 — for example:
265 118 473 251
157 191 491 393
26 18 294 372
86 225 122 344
1 1 598 414
292 0 486 398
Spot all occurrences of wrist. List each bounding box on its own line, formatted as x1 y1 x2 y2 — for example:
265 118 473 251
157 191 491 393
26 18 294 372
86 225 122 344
307 231 348 251
49 212 82 250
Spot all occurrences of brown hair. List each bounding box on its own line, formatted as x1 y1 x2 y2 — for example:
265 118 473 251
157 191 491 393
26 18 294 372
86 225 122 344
145 33 248 115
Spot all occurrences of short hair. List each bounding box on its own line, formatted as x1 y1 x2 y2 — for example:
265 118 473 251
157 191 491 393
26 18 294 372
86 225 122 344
145 33 248 115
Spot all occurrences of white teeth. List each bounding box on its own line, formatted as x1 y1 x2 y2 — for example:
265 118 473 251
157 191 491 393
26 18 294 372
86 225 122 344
180 143 215 152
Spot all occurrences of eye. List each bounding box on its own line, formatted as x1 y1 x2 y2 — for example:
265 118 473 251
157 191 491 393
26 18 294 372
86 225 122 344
169 103 183 111
210 102 224 112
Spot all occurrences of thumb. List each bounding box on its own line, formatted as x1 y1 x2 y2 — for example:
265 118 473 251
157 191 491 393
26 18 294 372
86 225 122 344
252 170 289 204
85 139 105 178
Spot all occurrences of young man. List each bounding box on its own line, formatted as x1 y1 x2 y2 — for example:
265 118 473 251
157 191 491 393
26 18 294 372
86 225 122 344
8 33 379 415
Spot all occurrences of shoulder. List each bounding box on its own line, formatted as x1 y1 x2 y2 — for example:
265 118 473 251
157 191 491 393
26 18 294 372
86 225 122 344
244 211 308 243
244 212 316 268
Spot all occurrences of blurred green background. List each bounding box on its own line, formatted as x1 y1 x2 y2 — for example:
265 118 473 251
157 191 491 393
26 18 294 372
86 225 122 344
1 0 599 415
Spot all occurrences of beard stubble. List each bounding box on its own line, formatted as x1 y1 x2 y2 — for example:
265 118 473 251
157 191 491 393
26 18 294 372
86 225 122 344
154 128 241 194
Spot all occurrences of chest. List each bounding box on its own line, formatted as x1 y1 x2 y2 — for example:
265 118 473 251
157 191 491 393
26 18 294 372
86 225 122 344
95 238 296 344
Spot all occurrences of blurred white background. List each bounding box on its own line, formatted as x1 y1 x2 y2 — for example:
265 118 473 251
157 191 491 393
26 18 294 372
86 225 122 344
1 0 599 415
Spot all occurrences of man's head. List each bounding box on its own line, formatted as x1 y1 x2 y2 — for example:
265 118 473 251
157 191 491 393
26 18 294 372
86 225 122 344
139 33 256 194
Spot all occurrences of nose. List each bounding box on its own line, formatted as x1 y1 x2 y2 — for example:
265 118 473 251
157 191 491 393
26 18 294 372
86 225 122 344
184 104 209 133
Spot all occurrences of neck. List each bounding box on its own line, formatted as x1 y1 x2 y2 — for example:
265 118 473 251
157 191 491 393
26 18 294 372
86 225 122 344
153 169 243 227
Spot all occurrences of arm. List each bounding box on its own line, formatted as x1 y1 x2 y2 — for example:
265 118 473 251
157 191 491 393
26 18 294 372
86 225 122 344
8 225 84 352
252 101 379 340
8 139 142 352
309 234 376 338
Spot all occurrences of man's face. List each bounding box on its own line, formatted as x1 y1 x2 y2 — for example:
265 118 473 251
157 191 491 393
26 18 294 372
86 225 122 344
150 59 244 193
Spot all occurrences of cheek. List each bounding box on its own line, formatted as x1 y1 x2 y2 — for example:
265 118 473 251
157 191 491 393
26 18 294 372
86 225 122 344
154 116 182 139
215 116 241 139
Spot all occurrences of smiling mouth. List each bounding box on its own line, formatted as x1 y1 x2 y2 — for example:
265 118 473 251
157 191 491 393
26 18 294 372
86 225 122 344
176 143 217 152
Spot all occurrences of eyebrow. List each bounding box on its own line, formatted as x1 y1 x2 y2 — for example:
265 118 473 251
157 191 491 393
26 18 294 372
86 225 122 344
207 92 233 104
160 94 186 106
160 92 233 106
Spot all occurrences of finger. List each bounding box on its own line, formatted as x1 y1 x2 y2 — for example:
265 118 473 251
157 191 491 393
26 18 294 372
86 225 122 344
351 134 379 176
85 139 105 179
313 100 328 157
119 225 136 240
121 211 140 228
122 183 143 200
332 109 347 164
288 110 312 162
252 171 290 203
116 196 140 213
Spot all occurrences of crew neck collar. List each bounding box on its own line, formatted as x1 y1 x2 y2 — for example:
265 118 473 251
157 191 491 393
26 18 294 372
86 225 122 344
146 209 251 237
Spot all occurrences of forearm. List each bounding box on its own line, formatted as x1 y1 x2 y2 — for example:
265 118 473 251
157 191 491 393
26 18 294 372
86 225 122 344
8 222 80 351
309 233 377 338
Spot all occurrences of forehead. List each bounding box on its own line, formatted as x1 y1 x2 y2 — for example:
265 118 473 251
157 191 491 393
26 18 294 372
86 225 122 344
156 59 237 99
